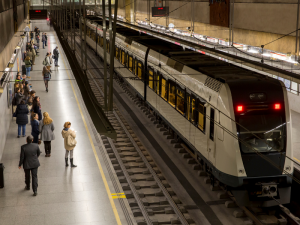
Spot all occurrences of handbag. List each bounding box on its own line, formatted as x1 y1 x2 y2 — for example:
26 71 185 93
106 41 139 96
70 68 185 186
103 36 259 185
13 112 16 117
67 134 77 148
52 55 55 59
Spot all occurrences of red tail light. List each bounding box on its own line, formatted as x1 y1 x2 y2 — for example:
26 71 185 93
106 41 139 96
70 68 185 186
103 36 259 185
274 103 281 110
237 105 244 112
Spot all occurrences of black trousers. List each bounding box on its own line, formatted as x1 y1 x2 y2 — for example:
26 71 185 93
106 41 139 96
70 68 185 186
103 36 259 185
44 141 51 154
32 134 38 144
24 168 38 192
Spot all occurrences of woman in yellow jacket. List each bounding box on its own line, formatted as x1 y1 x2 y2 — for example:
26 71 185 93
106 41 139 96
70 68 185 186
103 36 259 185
61 121 77 167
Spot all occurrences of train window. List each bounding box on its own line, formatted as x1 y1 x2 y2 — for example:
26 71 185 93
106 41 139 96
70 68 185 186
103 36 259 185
121 51 125 65
191 96 197 123
176 87 185 114
137 62 143 79
186 94 190 120
115 47 119 60
148 70 154 89
106 42 110 53
128 56 133 72
154 73 160 94
209 108 215 141
168 81 176 107
134 59 138 76
291 81 298 94
198 103 205 131
161 78 168 101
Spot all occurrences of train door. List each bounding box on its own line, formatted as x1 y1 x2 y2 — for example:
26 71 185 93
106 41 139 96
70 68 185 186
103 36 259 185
208 107 216 165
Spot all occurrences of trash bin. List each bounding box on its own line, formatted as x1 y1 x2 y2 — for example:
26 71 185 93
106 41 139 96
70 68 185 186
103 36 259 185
0 163 4 188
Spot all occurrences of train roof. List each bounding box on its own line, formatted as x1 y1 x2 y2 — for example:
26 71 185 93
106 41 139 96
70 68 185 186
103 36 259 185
86 16 268 84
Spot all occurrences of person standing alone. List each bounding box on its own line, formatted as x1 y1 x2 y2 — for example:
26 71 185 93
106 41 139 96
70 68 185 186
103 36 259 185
42 33 46 49
19 135 40 196
53 46 59 67
62 122 77 167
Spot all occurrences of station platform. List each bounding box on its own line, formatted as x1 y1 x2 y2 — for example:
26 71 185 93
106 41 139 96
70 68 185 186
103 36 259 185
0 21 132 225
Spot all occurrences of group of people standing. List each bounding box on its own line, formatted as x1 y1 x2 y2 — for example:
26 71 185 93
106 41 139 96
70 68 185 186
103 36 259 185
16 27 77 196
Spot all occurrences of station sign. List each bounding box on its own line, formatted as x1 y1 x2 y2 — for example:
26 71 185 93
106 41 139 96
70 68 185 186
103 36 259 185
152 7 169 17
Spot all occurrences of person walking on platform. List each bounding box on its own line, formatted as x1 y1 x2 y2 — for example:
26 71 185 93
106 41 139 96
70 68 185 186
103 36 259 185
15 100 29 138
18 135 40 196
39 112 55 157
32 96 42 121
31 113 40 144
24 56 32 79
62 122 77 167
45 33 48 46
36 35 40 50
42 65 51 92
42 33 46 49
53 46 59 67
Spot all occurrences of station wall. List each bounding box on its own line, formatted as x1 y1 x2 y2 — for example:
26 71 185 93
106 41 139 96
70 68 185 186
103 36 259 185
0 0 28 72
119 0 299 54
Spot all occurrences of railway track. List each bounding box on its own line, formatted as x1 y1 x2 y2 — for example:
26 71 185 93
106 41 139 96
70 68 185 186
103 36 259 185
72 36 194 225
68 31 300 225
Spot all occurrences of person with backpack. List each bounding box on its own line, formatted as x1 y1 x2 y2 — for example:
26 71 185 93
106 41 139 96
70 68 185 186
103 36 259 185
42 65 51 92
39 112 55 157
61 122 77 167
15 100 29 138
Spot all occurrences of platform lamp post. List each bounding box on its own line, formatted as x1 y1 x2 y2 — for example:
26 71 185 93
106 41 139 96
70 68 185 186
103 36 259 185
102 0 108 111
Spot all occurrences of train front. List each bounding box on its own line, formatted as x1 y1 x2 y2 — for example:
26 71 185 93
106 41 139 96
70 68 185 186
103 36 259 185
228 78 293 207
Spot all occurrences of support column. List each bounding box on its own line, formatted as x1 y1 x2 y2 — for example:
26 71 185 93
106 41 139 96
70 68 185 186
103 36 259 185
296 0 300 61
108 0 118 111
102 0 108 111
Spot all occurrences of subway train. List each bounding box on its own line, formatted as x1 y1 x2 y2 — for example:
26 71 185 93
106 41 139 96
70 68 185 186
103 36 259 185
80 17 293 207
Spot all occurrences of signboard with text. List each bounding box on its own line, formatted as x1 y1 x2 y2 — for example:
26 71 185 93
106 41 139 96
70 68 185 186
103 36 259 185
152 7 169 17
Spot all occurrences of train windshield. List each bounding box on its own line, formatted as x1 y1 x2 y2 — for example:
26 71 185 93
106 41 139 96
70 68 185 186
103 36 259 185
237 114 286 153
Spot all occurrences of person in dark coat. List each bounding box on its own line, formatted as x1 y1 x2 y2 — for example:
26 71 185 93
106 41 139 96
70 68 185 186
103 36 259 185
18 135 40 196
15 100 29 138
24 81 30 100
45 33 48 46
32 96 42 121
53 46 59 67
30 31 34 41
31 113 40 144
42 33 46 49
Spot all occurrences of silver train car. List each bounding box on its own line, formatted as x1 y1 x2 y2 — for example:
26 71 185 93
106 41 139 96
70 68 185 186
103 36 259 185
80 17 293 207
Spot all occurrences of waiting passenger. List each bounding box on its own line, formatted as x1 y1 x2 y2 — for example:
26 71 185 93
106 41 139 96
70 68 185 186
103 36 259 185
24 56 32 78
31 113 40 144
36 35 40 49
15 74 21 83
15 100 29 138
24 81 30 100
39 112 55 157
31 47 36 65
27 90 36 107
30 31 34 41
48 52 53 72
32 96 42 121
62 122 77 167
15 88 24 105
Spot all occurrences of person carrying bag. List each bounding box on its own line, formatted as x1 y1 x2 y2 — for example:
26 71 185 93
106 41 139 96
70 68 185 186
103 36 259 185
61 122 77 167
42 66 51 92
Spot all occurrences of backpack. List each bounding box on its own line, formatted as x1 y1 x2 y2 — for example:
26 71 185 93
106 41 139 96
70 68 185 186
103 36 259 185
67 134 77 147
44 72 50 80
42 58 47 65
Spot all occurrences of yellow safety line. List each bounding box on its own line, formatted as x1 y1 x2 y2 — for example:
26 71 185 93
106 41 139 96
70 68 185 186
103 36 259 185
54 35 122 225
294 157 300 164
